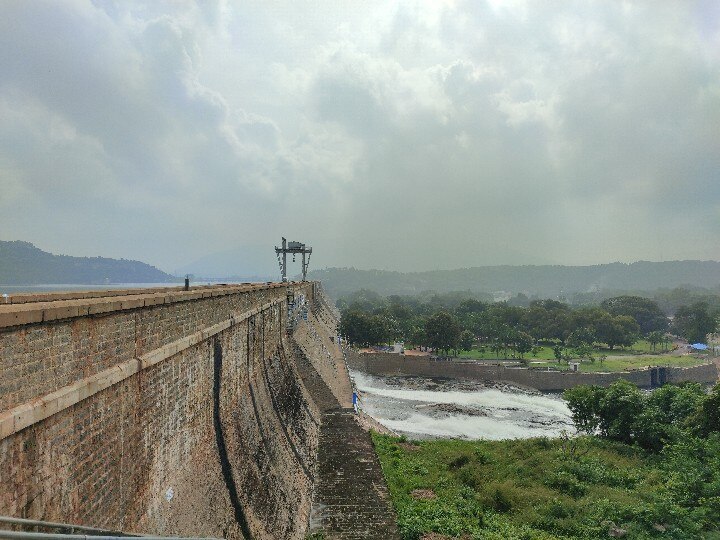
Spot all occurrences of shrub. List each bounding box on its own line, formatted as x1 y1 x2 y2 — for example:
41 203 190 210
545 471 588 499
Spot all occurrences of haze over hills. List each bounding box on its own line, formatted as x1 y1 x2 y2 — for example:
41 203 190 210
0 241 174 285
4 239 720 302
175 244 278 281
309 262 720 300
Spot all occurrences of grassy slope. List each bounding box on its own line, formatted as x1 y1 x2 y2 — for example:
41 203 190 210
372 433 718 540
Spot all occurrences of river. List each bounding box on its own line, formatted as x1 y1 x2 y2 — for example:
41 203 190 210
351 370 574 440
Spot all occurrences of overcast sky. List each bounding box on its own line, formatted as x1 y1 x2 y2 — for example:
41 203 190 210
1 1 718 275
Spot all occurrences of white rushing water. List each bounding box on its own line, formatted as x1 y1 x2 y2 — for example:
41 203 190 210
351 370 574 440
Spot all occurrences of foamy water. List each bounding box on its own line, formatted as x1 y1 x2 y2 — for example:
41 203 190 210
351 370 574 440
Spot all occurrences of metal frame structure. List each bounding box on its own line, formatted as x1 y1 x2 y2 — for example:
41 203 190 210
274 237 312 282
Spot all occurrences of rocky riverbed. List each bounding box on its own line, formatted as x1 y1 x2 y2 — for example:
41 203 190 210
351 371 574 440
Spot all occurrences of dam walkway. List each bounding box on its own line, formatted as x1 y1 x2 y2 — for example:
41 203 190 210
292 342 400 540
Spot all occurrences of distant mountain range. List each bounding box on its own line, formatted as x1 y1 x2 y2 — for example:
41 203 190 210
175 244 278 281
0 241 174 285
4 240 720 298
309 261 720 299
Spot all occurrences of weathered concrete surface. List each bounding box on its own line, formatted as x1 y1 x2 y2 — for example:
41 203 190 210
0 283 319 539
291 339 400 540
348 351 720 391
0 283 401 540
312 410 400 540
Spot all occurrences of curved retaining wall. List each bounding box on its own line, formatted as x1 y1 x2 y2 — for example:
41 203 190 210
0 282 334 539
348 352 719 392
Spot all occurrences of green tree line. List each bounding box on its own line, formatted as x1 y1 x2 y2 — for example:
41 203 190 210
338 290 718 356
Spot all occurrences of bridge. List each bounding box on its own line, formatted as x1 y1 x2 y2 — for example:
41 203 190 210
0 283 399 539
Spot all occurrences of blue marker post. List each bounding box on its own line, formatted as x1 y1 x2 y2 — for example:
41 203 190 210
352 391 358 413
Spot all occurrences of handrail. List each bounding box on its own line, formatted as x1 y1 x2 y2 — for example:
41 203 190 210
0 517 133 536
0 532 220 540
0 516 222 540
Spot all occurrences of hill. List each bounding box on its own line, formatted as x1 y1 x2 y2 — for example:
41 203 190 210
0 241 174 285
309 261 720 299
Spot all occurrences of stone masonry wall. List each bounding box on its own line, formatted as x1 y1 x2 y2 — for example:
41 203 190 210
348 352 719 391
0 282 324 539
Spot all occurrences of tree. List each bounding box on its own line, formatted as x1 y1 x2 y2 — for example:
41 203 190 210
409 324 428 349
694 384 720 436
459 330 475 352
339 310 397 346
338 310 371 346
647 330 664 352
337 289 387 313
566 328 595 349
513 331 533 358
673 302 717 343
595 314 639 350
601 295 669 334
598 380 645 443
425 311 461 356
633 383 706 451
563 385 604 434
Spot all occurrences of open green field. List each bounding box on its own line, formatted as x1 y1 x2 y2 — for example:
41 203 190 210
456 340 668 361
453 340 713 372
525 355 710 373
372 433 720 540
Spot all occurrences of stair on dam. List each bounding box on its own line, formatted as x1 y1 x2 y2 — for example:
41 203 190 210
291 338 400 539
312 409 401 539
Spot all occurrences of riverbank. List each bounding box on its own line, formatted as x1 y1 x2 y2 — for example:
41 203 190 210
348 351 719 391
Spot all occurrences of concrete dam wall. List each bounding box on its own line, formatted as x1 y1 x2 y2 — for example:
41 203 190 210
0 282 370 539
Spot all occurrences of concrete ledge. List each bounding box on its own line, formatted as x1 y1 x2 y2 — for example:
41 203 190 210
0 283 261 305
0 299 282 440
0 282 299 329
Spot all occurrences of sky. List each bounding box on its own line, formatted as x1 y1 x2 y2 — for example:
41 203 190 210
1 1 718 276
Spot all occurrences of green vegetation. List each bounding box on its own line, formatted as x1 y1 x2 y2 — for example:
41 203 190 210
522 355 706 373
338 290 718 361
458 340 662 360
673 302 718 343
374 382 720 539
456 345 708 373
0 240 173 285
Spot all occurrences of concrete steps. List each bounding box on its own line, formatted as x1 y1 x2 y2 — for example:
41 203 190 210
311 410 401 539
290 336 400 539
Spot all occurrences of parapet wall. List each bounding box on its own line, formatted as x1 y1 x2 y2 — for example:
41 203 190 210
348 352 719 392
0 282 336 539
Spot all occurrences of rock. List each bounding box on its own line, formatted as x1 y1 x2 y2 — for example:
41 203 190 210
609 526 627 537
411 489 436 500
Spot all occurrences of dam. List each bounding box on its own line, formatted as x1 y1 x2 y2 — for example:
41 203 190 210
0 283 399 539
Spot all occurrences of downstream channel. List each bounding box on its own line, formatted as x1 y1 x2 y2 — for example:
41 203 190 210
352 370 574 439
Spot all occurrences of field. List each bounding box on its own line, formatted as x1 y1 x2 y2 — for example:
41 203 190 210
372 433 719 540
525 354 709 373
454 340 712 372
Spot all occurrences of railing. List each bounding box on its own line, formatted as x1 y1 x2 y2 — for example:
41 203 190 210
0 516 222 540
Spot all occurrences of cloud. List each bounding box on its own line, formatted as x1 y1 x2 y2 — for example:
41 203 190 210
0 0 718 273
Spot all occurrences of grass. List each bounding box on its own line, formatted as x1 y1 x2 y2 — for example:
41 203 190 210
457 345 559 361
527 355 709 373
372 433 717 539
452 340 712 372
